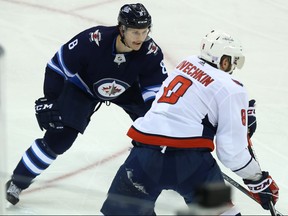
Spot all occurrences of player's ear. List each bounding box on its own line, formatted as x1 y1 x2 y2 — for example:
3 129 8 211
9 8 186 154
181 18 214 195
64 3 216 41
119 25 125 36
220 55 227 66
220 55 232 72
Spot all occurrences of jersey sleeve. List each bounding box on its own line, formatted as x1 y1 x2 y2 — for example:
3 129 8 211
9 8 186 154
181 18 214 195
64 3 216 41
215 91 261 179
57 30 90 77
46 28 95 96
138 39 168 104
43 66 65 99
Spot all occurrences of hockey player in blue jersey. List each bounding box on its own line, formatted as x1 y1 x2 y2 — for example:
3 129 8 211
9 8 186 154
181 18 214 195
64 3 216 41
6 3 167 205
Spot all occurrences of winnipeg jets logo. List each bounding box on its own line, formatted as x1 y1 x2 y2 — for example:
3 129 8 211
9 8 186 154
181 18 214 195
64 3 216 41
89 29 101 46
102 81 121 96
93 78 130 100
146 42 159 55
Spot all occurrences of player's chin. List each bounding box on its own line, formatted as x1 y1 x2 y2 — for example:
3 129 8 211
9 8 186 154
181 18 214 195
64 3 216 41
132 43 143 51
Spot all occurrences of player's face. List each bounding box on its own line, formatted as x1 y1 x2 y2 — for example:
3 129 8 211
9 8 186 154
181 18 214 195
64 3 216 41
124 28 149 50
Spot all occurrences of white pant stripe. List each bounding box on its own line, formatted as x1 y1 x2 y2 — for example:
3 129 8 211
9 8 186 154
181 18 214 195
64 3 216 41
22 153 43 175
31 141 54 165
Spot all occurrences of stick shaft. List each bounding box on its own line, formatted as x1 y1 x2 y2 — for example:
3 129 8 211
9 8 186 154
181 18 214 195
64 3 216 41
221 172 258 202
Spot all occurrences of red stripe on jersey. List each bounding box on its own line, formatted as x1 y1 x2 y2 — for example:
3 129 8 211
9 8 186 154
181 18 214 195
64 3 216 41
127 126 214 151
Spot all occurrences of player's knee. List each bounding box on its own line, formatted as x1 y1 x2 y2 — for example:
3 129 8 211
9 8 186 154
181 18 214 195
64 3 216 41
43 127 79 155
35 138 58 158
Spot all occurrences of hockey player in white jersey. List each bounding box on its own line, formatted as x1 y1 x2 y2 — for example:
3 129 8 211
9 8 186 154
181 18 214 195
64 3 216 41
100 30 279 215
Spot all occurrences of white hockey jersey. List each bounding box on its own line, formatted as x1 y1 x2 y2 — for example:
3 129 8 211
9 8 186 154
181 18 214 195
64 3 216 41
127 55 261 179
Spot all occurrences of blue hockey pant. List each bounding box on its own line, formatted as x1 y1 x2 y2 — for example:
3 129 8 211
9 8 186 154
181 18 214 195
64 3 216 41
101 145 225 215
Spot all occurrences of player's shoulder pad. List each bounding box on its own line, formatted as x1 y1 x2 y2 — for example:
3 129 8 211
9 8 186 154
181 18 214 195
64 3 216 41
86 26 116 47
142 37 163 56
88 28 102 46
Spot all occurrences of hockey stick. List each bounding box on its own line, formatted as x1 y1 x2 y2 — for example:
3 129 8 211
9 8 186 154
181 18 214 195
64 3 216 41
268 201 277 216
246 138 281 216
222 172 283 216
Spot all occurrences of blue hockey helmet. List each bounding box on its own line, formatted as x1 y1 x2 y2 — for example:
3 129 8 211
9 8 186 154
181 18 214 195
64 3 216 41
118 3 152 29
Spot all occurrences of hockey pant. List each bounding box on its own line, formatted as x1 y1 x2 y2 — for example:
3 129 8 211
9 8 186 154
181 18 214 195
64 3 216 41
100 146 226 215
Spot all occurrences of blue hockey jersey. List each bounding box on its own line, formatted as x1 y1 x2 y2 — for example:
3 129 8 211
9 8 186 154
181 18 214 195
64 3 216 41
46 26 167 105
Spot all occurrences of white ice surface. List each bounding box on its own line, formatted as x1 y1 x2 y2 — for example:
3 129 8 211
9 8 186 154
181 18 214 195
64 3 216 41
1 0 288 215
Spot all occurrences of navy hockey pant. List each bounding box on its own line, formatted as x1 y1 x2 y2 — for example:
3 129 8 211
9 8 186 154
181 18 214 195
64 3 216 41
100 145 225 215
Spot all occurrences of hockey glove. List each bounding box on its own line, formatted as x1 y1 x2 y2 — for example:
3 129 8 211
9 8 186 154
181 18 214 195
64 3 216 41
243 171 279 210
248 99 257 138
35 97 64 131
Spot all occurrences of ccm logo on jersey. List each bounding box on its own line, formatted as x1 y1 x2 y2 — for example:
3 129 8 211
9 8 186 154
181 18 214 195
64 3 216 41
89 29 101 46
93 78 130 100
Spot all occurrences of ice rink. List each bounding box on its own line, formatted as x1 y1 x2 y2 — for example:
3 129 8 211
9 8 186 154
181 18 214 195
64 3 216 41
1 0 288 215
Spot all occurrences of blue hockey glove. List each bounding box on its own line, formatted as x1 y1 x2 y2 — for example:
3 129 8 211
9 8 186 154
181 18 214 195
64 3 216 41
243 171 279 210
248 99 257 138
35 97 64 131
